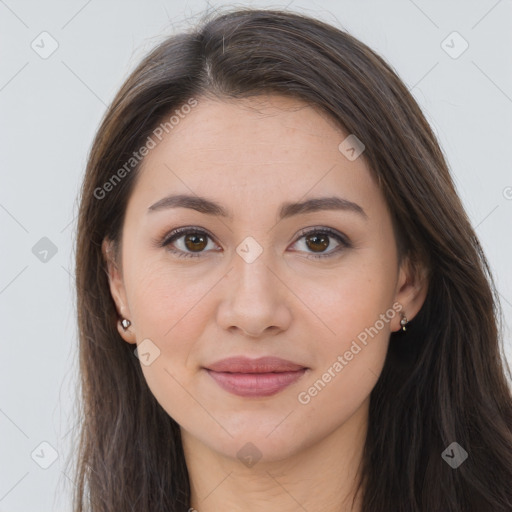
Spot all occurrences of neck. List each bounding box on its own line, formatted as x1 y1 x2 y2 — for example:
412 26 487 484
182 399 368 512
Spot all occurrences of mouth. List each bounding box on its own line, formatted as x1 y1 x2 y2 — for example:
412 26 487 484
203 356 308 397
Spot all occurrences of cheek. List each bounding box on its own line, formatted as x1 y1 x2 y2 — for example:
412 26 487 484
125 256 215 339
124 261 217 426
293 247 397 406
297 253 397 349
294 279 394 429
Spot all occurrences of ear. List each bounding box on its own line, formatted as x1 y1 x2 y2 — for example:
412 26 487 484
392 255 429 332
102 238 137 344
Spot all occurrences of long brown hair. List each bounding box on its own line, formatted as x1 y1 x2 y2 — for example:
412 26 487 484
70 7 512 511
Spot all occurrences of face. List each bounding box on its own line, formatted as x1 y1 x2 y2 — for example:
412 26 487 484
104 94 425 464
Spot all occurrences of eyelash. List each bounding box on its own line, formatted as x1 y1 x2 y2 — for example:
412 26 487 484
157 226 352 260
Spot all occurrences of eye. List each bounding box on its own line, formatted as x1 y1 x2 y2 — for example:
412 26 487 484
157 226 351 259
160 227 219 258
290 227 351 259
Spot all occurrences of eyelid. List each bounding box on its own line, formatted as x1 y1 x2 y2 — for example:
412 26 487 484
160 226 217 246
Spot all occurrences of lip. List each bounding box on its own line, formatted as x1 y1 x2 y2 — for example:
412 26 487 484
204 356 308 397
205 356 306 373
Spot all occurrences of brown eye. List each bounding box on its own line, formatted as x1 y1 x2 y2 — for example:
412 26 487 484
162 228 218 258
291 227 350 259
183 233 208 252
305 233 330 252
160 226 350 260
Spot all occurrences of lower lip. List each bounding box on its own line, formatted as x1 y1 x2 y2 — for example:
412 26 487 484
206 369 307 397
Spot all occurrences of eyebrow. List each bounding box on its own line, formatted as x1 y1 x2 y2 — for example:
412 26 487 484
147 194 368 221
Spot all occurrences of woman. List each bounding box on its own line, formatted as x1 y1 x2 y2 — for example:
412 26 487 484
71 7 512 511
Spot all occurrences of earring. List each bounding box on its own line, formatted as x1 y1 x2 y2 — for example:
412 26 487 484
120 318 131 330
400 314 409 332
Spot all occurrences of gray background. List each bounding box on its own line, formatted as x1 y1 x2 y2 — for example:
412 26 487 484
1 0 511 510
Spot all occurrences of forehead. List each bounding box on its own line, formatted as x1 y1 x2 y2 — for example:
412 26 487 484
147 94 349 166
128 94 383 220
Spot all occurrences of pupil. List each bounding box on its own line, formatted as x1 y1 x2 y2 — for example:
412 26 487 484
306 234 329 252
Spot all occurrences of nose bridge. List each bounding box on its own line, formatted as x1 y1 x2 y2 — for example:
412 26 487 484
217 238 291 336
231 241 279 305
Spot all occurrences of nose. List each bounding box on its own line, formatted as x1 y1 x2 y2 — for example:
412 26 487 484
216 250 293 338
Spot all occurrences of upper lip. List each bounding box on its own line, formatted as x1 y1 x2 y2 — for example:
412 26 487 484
205 356 307 373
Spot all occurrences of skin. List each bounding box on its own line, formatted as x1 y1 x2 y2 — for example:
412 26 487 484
103 94 428 512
